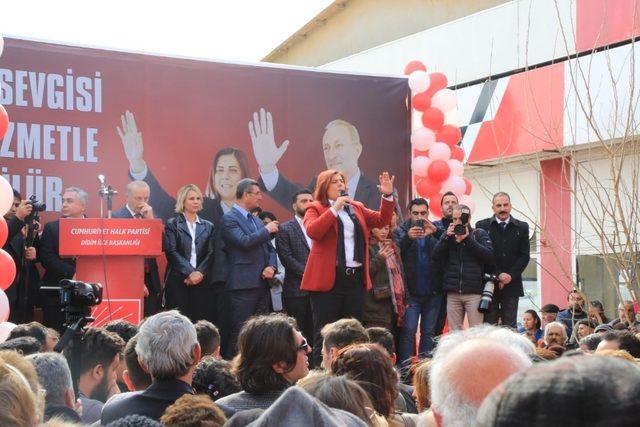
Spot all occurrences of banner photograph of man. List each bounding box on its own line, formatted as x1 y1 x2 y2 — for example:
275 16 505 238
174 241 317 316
249 108 383 210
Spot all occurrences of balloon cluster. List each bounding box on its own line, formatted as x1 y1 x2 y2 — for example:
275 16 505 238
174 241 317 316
405 60 475 219
0 34 15 327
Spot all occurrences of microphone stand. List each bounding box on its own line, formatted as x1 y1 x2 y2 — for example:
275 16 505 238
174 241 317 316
98 180 118 219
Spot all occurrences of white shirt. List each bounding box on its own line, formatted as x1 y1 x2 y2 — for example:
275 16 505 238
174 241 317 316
126 205 138 218
495 216 511 227
184 214 201 268
260 167 362 198
329 200 362 268
295 215 313 249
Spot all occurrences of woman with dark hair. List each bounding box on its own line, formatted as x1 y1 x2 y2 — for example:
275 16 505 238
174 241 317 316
301 169 395 365
331 343 416 426
163 184 216 322
521 309 544 347
216 314 311 412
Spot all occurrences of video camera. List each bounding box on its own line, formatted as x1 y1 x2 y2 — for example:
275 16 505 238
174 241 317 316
478 273 499 313
25 195 46 224
59 279 103 321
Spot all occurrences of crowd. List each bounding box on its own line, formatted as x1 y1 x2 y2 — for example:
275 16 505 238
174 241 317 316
1 162 640 426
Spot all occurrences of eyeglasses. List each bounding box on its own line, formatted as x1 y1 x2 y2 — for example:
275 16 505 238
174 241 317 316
296 338 310 353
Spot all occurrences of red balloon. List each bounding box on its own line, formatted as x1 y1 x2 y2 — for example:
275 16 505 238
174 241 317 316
427 160 451 183
412 92 431 112
421 108 444 131
404 60 427 75
416 178 441 198
0 105 8 140
426 72 448 97
429 199 443 217
451 145 465 162
413 149 429 157
0 217 7 247
0 250 16 291
463 177 473 195
437 125 462 147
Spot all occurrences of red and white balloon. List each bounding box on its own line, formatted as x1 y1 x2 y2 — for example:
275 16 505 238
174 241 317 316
407 60 474 218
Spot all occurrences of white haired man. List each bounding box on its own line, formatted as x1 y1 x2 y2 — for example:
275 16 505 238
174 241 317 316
101 310 233 423
543 321 568 348
426 325 533 427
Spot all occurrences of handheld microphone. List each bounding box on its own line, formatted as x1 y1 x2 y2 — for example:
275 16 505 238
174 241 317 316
339 190 351 215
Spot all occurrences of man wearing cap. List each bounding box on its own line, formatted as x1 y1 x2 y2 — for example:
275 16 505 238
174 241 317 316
539 304 559 327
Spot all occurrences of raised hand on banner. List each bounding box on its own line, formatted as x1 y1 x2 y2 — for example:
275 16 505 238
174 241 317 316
248 108 290 175
117 110 146 174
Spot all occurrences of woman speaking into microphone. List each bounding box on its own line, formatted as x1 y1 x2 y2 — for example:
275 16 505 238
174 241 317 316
301 169 396 365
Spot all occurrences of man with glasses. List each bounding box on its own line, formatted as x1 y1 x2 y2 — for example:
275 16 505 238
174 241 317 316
221 178 279 356
394 198 443 367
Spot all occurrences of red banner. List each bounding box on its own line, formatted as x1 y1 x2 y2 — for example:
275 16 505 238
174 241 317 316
0 37 411 224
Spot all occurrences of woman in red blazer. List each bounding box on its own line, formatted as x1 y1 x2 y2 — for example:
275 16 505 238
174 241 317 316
301 169 395 365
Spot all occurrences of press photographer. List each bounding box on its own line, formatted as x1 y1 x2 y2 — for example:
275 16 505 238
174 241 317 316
432 204 493 330
2 190 41 323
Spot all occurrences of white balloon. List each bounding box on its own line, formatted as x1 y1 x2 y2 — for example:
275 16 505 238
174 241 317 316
411 128 436 151
0 289 9 323
408 71 431 93
0 35 4 58
411 156 432 177
428 142 451 161
431 89 458 112
448 159 464 176
444 109 462 127
442 175 466 197
0 176 13 216
0 322 16 343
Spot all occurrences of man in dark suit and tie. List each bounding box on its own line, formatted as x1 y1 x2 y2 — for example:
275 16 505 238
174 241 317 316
39 187 87 330
275 189 314 351
221 178 279 356
476 192 531 329
111 180 162 317
249 108 382 210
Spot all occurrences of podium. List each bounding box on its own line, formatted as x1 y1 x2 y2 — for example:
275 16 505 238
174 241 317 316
59 218 163 326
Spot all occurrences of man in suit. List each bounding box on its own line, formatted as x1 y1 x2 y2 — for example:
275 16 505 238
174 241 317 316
476 192 531 329
221 178 278 356
111 180 162 317
249 108 381 209
275 189 314 350
39 187 88 331
101 310 235 423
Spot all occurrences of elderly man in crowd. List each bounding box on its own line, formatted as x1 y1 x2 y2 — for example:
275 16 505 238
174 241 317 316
101 310 232 423
427 325 533 427
542 321 568 349
27 352 81 423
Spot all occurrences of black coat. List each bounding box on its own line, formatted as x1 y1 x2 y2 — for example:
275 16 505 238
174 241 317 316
162 215 215 320
275 218 310 298
432 227 493 295
38 220 76 286
393 219 441 297
111 206 163 316
475 216 530 298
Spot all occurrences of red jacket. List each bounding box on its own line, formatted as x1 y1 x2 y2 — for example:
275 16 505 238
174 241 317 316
300 197 395 292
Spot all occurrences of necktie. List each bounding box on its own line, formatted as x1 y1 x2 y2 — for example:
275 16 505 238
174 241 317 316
247 213 258 231
134 213 143 219
500 222 507 231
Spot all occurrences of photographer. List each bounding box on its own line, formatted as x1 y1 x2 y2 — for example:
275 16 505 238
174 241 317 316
476 192 530 329
432 204 493 330
39 187 87 330
393 198 442 365
3 190 40 322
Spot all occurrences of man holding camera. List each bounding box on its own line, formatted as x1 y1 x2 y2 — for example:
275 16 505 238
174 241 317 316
3 190 39 322
476 192 530 329
39 187 88 330
394 198 443 365
433 204 493 330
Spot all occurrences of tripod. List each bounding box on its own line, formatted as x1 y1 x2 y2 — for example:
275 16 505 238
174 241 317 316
54 308 94 397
